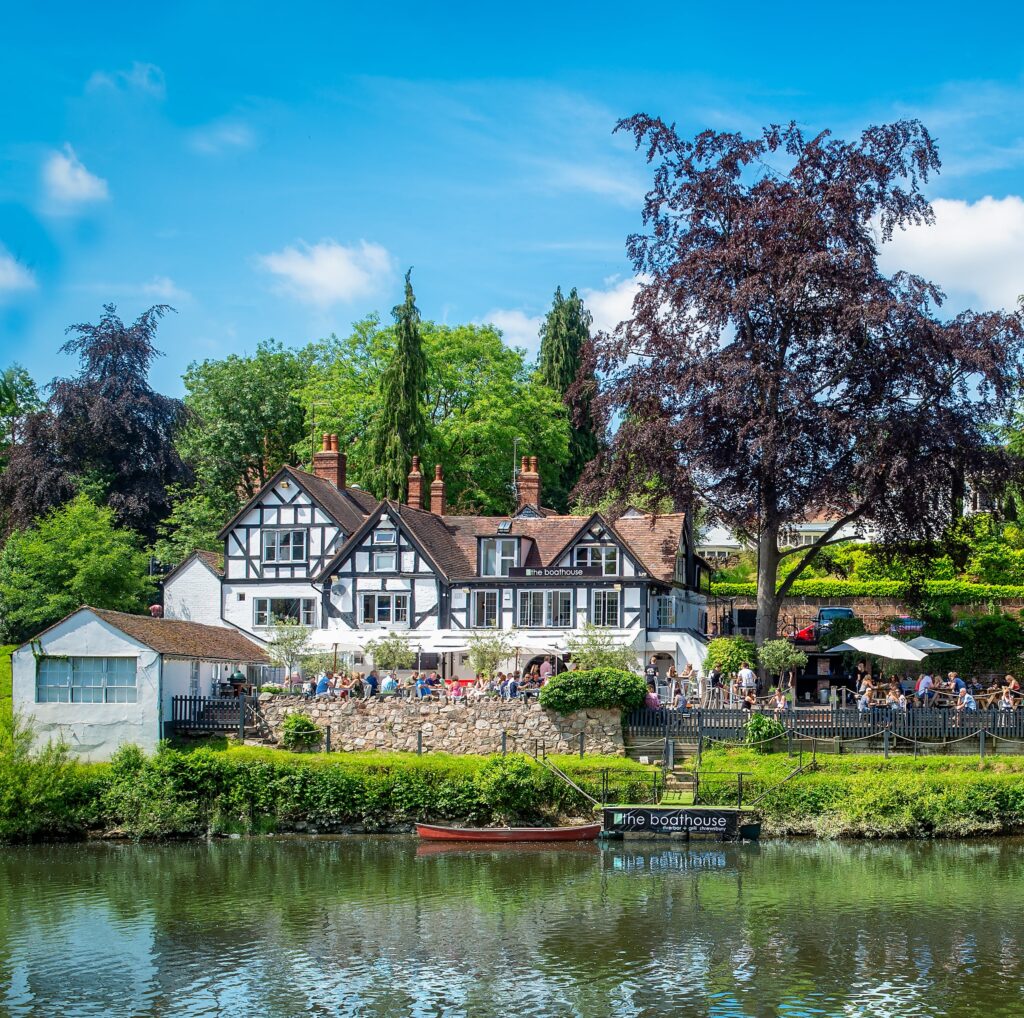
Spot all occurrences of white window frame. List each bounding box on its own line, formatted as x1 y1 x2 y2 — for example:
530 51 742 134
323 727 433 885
575 544 619 575
36 656 138 704
361 593 410 625
373 530 397 544
470 590 499 628
262 529 307 564
481 538 518 577
592 589 621 628
517 589 572 628
253 597 316 628
372 549 398 572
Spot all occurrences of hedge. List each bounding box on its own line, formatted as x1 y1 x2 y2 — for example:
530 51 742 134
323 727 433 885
0 744 657 842
711 579 1024 601
538 668 648 713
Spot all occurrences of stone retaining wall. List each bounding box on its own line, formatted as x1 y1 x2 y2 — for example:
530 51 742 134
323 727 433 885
258 695 625 756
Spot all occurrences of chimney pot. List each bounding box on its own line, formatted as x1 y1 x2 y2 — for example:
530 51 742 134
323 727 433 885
321 433 330 451
407 455 424 510
430 464 446 515
313 434 346 490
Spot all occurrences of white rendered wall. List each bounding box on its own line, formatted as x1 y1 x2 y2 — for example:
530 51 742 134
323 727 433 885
12 612 161 760
163 559 224 627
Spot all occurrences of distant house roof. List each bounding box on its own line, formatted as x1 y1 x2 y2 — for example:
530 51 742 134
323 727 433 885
21 607 268 662
162 549 224 585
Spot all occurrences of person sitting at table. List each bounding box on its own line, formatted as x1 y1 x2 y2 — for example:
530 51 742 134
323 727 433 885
380 671 398 696
740 690 757 712
314 672 334 700
644 682 661 710
302 677 316 700
954 686 977 718
857 688 872 712
999 688 1016 711
768 689 788 717
414 673 431 698
916 673 935 706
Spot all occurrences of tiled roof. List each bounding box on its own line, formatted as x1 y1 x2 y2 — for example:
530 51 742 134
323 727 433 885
89 608 268 661
195 549 224 575
609 513 687 583
291 468 370 533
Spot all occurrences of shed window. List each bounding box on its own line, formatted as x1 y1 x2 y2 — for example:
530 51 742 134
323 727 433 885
36 656 138 704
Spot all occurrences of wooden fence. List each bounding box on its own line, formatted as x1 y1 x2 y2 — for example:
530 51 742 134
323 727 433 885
171 695 255 733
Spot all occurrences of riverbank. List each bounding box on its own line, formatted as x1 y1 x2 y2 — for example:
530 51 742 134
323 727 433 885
698 747 1024 838
0 742 655 842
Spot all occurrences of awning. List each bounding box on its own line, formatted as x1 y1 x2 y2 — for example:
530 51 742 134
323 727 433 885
646 630 709 669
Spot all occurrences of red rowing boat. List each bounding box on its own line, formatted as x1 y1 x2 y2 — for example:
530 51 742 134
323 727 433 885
416 822 601 842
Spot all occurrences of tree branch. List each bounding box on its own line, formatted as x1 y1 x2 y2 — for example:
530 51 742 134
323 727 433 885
775 508 868 597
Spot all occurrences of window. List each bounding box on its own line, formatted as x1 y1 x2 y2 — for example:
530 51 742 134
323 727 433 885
497 520 512 534
518 590 572 628
36 656 137 704
575 544 619 575
189 660 200 696
372 550 397 572
481 538 518 576
262 529 307 563
254 598 316 628
374 530 397 544
592 589 621 627
361 593 410 625
471 590 498 628
653 596 678 628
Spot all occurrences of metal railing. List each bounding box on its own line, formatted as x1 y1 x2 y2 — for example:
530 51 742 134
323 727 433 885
625 706 1024 742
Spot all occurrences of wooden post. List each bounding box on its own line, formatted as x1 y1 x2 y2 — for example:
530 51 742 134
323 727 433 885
501 731 507 756
979 729 986 762
417 730 423 755
578 732 584 759
238 693 246 742
325 725 331 753
737 773 744 809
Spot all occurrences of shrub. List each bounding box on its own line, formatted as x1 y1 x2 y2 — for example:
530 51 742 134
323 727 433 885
260 685 284 695
281 713 322 750
745 713 786 750
538 667 647 713
565 623 639 671
757 639 807 678
711 579 1024 601
704 636 758 675
472 755 541 822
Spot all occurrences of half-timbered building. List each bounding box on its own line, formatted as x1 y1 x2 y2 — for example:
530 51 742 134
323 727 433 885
162 436 710 677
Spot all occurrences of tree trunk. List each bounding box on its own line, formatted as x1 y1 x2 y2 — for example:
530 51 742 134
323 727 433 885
754 529 781 647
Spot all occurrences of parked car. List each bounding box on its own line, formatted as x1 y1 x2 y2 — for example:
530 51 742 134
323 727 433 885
889 616 926 634
788 607 858 645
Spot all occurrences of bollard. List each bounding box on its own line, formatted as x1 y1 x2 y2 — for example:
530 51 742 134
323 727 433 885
417 730 423 755
501 731 507 756
980 729 986 761
787 730 794 757
737 773 744 809
883 728 889 759
579 732 585 759
325 725 331 753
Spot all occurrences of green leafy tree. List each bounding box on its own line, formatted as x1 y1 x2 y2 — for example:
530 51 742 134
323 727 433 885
537 287 601 511
704 636 759 675
366 270 428 500
466 631 515 678
0 495 155 642
303 317 570 513
0 364 41 475
756 640 808 681
265 619 313 683
365 631 416 671
156 340 313 562
565 623 639 671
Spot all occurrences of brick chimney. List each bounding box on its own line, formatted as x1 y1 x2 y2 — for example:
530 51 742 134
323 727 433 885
517 455 541 511
313 433 346 489
407 455 424 510
430 464 446 515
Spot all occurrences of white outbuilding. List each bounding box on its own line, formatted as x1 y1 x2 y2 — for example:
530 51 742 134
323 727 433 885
11 606 267 760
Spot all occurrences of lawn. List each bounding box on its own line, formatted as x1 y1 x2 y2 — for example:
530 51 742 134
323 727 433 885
1 645 13 724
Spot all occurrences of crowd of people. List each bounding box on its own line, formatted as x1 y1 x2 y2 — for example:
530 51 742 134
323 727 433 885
638 655 1024 718
294 655 560 704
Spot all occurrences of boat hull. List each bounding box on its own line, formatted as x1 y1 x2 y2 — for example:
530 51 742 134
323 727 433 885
416 822 601 842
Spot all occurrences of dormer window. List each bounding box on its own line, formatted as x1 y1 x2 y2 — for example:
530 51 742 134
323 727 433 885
262 529 307 563
575 544 619 575
374 530 397 544
481 537 518 576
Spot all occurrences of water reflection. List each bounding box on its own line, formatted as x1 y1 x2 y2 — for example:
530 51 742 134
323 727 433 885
2 837 1024 1016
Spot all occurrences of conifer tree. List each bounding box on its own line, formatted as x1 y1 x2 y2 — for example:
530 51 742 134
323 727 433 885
537 286 600 510
366 269 428 500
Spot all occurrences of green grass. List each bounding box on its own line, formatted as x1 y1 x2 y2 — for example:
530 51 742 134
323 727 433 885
0 645 13 724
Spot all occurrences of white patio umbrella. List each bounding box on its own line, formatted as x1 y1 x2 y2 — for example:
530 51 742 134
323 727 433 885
826 634 927 661
906 635 962 654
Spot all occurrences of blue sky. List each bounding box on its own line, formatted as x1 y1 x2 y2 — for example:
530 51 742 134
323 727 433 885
2 1 1024 393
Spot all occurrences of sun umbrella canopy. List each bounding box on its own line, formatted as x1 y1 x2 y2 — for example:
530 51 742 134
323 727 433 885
906 636 962 653
827 634 928 661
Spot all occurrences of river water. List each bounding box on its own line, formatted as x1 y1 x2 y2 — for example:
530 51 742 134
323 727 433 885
1 836 1022 1017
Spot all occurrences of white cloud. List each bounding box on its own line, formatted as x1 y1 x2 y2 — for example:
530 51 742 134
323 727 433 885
42 144 109 209
0 250 37 299
538 161 646 206
257 240 394 306
879 196 1024 311
73 276 191 303
189 120 257 155
87 61 166 98
480 309 545 354
581 275 643 334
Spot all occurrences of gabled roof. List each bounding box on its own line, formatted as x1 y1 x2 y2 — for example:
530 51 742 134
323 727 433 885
216 465 374 539
162 549 224 585
612 513 688 583
21 607 267 662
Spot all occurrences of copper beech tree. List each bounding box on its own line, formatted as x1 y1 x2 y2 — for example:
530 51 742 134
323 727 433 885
579 117 1024 644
